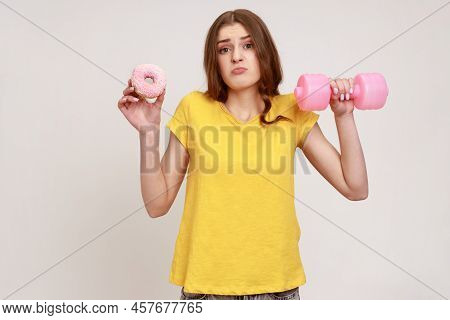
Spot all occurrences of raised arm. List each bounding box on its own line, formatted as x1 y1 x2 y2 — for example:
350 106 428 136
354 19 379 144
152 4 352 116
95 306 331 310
302 120 368 201
139 127 189 218
118 80 190 218
158 131 190 215
301 77 368 201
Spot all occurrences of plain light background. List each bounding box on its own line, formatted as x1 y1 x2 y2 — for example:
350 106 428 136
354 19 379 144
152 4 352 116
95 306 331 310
1 0 449 300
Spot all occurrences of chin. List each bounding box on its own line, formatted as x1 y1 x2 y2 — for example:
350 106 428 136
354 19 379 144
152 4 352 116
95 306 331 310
226 79 259 90
226 83 254 91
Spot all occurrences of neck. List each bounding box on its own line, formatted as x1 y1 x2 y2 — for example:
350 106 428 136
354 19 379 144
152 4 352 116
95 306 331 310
225 87 265 120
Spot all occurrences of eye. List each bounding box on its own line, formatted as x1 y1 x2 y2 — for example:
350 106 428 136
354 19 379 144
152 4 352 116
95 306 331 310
218 47 229 54
218 42 254 54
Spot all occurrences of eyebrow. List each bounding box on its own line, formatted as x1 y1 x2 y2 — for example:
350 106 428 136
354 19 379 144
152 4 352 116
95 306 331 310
216 34 251 45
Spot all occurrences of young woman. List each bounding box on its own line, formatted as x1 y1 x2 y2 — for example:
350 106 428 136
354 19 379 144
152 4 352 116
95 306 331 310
118 9 368 300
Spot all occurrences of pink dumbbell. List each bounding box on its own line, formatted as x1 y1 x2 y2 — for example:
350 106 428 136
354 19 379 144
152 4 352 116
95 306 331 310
293 73 389 111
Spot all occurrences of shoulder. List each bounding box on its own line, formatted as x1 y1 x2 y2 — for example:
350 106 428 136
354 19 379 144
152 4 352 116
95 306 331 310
174 90 217 123
271 92 296 109
182 90 218 112
189 90 216 103
179 90 213 106
175 91 201 112
270 92 320 124
179 90 196 104
270 92 299 120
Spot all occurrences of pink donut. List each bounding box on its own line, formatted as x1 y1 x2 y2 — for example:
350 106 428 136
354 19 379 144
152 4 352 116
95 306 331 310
131 64 167 99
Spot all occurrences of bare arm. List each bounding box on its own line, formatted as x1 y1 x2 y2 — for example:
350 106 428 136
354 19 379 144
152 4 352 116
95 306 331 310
302 115 368 201
117 79 190 218
140 126 189 218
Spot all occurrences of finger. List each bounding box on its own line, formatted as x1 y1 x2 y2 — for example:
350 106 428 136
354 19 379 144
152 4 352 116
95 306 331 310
157 88 166 97
126 87 140 99
349 77 354 95
342 78 350 101
329 78 339 98
119 95 139 107
154 88 166 105
118 96 128 110
126 95 140 103
123 86 135 96
128 78 132 87
335 79 345 101
118 96 127 105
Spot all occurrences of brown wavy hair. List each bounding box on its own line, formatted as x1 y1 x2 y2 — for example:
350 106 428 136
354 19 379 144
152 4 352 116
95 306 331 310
203 9 292 126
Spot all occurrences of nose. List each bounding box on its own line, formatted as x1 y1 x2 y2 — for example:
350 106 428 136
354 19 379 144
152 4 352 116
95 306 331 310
232 47 243 63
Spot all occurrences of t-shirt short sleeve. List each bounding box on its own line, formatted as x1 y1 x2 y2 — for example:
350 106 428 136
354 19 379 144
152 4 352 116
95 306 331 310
296 109 319 149
289 93 319 149
166 92 192 150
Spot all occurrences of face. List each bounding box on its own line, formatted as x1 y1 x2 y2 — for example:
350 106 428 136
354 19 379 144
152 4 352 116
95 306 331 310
216 23 261 92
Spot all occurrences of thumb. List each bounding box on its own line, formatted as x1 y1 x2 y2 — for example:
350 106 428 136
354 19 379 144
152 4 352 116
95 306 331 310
154 88 166 104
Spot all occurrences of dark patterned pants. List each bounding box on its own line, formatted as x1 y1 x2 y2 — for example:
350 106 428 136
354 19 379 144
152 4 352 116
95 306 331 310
180 286 300 300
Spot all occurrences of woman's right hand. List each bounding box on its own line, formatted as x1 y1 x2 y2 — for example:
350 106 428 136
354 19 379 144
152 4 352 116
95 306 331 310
117 79 166 132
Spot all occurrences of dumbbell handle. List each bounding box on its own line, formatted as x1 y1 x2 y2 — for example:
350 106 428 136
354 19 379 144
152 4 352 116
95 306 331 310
294 73 389 111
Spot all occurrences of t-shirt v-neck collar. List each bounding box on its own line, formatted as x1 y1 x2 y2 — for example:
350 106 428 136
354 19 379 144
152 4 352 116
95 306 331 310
217 101 267 125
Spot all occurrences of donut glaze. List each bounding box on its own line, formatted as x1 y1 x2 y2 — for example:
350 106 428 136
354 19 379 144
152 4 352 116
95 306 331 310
131 64 167 99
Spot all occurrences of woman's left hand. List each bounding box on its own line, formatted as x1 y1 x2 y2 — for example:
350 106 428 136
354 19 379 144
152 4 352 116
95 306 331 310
329 77 354 117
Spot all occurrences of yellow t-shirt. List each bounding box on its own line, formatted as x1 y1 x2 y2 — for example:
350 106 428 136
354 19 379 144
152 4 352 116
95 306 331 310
165 90 319 295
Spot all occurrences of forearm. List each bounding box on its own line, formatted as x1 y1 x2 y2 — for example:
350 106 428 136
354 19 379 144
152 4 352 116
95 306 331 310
334 113 368 198
139 123 168 215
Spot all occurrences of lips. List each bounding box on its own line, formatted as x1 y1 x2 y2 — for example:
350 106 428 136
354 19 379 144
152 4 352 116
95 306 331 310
232 67 247 74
